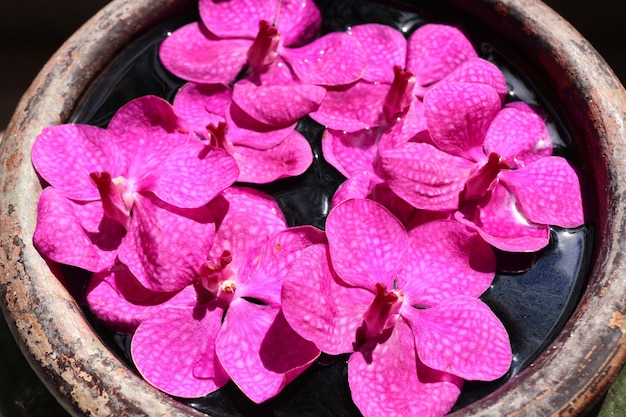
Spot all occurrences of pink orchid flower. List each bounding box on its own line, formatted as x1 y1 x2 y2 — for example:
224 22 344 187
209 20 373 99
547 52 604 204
31 95 239 291
310 23 507 133
159 0 366 87
173 82 314 183
380 82 585 252
282 198 511 417
88 187 322 401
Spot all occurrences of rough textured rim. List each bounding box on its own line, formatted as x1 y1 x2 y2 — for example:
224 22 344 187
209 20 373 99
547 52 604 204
1 0 625 416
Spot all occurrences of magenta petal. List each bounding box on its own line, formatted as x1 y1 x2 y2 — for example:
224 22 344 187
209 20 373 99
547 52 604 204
173 82 232 139
32 124 122 201
275 0 322 46
456 183 551 252
404 297 512 381
131 302 228 398
350 23 407 83
232 80 325 128
323 128 385 182
199 0 276 39
400 220 495 307
326 198 407 289
348 319 462 417
282 32 367 86
209 187 287 274
499 157 585 228
381 142 474 211
226 102 298 149
440 57 508 99
406 24 477 93
86 265 175 333
33 187 124 272
423 82 501 159
282 244 372 354
217 302 319 403
331 175 371 208
234 130 313 183
159 22 250 84
119 195 215 292
484 101 553 168
310 81 388 131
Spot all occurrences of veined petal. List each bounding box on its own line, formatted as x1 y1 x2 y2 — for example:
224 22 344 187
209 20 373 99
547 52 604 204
232 80 325 128
348 319 462 417
400 220 495 307
233 130 313 183
33 187 124 272
326 198 408 289
151 142 238 208
323 128 385 182
173 82 232 140
226 101 298 149
159 22 250 84
439 57 508 99
499 157 585 228
131 302 228 398
199 0 277 40
208 187 287 277
484 101 553 168
350 23 407 83
380 142 474 211
275 0 322 46
404 296 512 381
406 24 477 94
86 265 177 333
282 31 367 86
217 302 319 403
309 81 388 132
32 124 123 201
282 244 372 354
423 82 501 160
455 183 551 252
118 195 216 292
330 174 372 208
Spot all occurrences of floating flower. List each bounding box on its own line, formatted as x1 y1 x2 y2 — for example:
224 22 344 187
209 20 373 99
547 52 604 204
282 198 511 417
31 95 239 290
87 187 322 401
159 0 366 87
380 82 585 251
173 82 315 183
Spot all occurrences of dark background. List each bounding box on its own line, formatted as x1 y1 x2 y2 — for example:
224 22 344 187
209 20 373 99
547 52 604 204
0 1 624 417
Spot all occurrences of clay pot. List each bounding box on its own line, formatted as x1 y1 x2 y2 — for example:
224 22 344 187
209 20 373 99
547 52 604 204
1 0 625 416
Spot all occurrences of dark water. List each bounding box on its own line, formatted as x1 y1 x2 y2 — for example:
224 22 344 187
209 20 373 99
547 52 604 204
70 1 594 416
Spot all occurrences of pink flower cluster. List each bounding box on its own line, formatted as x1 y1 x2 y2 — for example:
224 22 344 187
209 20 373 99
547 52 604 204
31 1 586 416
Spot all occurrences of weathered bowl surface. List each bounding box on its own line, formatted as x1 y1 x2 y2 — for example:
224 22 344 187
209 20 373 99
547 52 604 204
1 0 625 416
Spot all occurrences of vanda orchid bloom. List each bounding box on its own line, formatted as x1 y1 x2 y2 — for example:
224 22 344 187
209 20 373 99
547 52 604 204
31 95 238 290
380 82 585 252
282 198 512 417
87 187 322 402
159 0 367 87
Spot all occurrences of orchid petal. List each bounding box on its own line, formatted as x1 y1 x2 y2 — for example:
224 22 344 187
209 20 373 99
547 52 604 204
330 175 371 208
217 302 319 403
282 244 372 354
131 301 228 398
86 265 176 333
380 142 474 211
233 130 313 183
350 23 407 83
323 128 385 182
440 57 508 99
404 296 512 381
173 83 232 139
226 102 298 149
400 220 495 307
159 22 250 84
199 0 277 39
232 80 325 128
423 82 501 159
282 31 367 86
118 195 215 292
32 124 123 201
348 319 462 417
455 184 551 252
499 157 585 228
33 187 124 272
275 0 322 46
484 101 553 168
326 198 407 289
